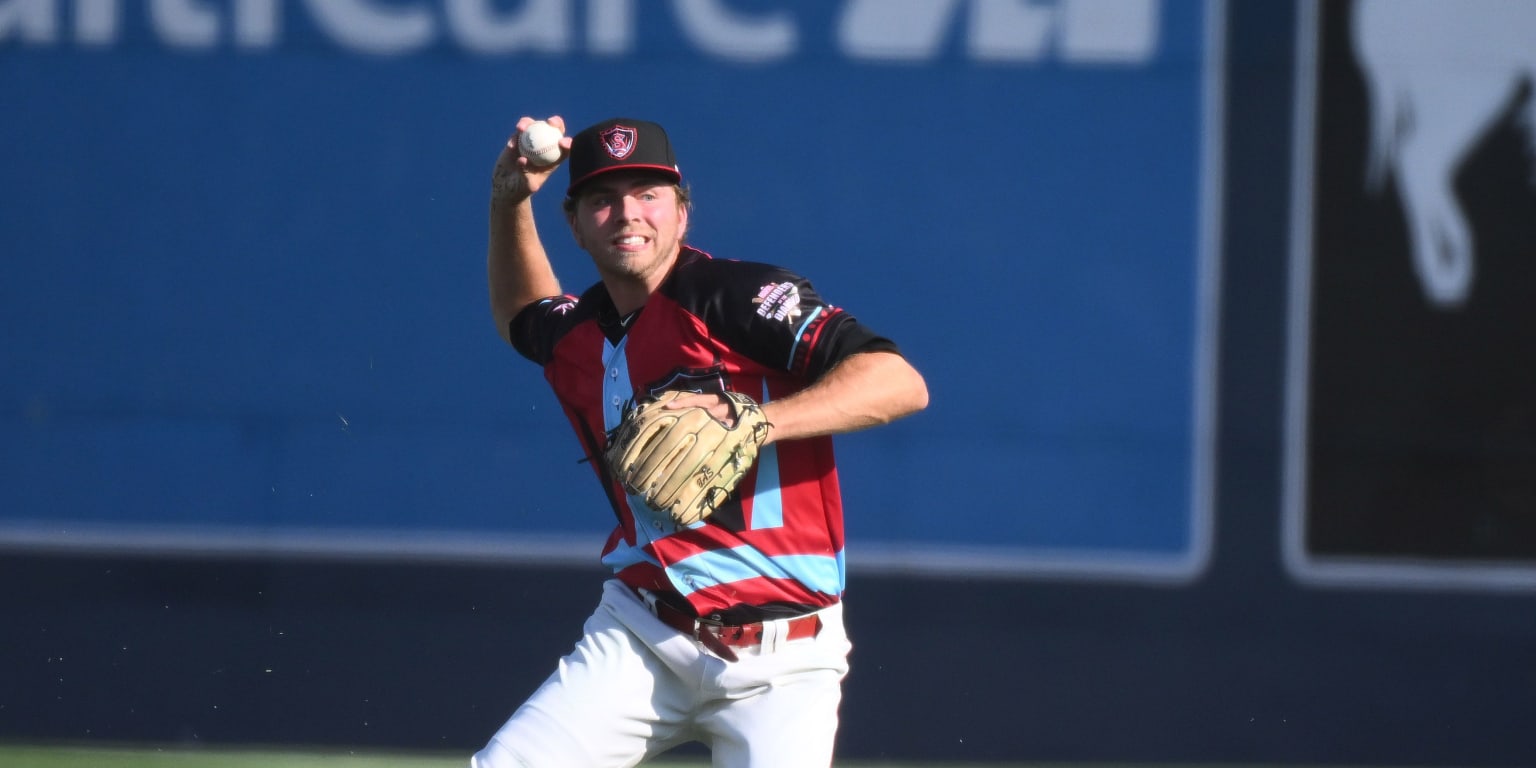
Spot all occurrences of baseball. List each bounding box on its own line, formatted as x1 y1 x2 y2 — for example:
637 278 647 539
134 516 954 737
518 120 563 167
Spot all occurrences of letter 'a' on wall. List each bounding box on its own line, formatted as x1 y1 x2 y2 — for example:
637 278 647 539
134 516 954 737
1 0 1223 586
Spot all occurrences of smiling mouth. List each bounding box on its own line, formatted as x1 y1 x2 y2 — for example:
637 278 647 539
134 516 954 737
612 234 649 247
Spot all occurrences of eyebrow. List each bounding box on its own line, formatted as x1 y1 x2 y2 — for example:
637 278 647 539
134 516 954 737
582 180 667 199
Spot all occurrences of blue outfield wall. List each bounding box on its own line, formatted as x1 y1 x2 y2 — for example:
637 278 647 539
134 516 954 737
2 0 1215 579
3 2 1535 765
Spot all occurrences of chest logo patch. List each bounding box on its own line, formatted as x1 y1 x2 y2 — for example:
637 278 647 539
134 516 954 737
752 281 803 323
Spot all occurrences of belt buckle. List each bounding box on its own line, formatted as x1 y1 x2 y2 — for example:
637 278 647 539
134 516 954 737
692 620 741 663
694 616 748 644
712 623 752 644
640 589 741 662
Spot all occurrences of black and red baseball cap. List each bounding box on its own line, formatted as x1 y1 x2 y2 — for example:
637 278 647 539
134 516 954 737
565 118 681 197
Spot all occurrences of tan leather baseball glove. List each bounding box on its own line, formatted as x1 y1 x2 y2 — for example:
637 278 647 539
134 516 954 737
605 390 772 525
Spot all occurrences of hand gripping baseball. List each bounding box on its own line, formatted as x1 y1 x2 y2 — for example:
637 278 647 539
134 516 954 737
605 390 772 525
491 115 570 202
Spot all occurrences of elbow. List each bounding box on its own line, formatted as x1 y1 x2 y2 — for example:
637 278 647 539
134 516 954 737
871 352 929 421
904 365 930 416
876 354 928 422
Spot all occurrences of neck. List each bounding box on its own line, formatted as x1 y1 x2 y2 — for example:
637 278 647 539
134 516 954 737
602 245 685 315
606 283 651 317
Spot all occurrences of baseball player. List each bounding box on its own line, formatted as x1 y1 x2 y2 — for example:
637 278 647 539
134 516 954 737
472 114 928 768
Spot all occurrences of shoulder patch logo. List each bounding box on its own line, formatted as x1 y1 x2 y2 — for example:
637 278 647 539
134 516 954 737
601 125 637 159
752 281 803 323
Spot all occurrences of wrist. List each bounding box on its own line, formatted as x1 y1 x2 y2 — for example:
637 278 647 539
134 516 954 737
494 185 537 210
490 178 528 204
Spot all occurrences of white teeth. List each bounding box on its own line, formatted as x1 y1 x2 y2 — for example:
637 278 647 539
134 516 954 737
616 236 645 245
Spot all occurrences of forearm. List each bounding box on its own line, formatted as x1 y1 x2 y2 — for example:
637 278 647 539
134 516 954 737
488 195 562 345
486 117 573 346
760 351 929 445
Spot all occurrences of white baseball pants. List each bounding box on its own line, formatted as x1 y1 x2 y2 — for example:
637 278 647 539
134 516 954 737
471 578 851 768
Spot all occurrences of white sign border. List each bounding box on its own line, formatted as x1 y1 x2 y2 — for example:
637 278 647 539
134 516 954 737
2 0 1227 587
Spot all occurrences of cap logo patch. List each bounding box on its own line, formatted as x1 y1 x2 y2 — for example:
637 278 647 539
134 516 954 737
752 282 803 323
601 125 637 159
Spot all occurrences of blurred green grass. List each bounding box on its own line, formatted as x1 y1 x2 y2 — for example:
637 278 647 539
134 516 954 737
0 745 468 768
0 744 954 767
0 744 951 768
0 745 1443 768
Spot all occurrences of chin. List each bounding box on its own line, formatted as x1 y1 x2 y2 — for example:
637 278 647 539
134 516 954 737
595 252 652 276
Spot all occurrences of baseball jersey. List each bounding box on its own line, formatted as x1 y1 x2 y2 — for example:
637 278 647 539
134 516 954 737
510 245 897 620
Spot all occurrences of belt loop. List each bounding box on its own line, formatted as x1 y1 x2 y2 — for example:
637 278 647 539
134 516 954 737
636 587 660 614
759 617 785 653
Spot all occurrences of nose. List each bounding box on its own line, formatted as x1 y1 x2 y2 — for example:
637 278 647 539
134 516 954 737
619 194 645 221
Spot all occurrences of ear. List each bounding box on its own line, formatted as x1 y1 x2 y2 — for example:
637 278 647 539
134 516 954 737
566 209 584 249
677 201 690 241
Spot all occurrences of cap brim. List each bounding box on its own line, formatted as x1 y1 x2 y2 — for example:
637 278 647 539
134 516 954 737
567 164 682 197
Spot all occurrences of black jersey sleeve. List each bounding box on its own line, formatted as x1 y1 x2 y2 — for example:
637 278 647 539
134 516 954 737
509 294 580 365
683 258 899 381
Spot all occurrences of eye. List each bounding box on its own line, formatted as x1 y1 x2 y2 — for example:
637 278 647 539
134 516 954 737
638 191 658 202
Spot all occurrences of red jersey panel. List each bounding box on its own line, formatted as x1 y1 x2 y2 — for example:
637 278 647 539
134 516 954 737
511 246 898 618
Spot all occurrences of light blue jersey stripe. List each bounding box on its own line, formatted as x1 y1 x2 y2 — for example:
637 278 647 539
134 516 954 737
601 337 686 546
750 379 784 529
603 337 631 431
784 305 824 369
751 446 784 529
602 539 662 572
601 337 665 575
668 546 844 598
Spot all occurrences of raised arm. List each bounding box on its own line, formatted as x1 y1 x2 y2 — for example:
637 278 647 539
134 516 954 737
488 116 573 346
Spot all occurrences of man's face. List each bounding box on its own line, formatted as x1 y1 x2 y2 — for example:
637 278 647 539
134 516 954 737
568 173 689 287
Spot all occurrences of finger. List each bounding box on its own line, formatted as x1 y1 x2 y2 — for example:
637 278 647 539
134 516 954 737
506 116 538 151
665 392 717 410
